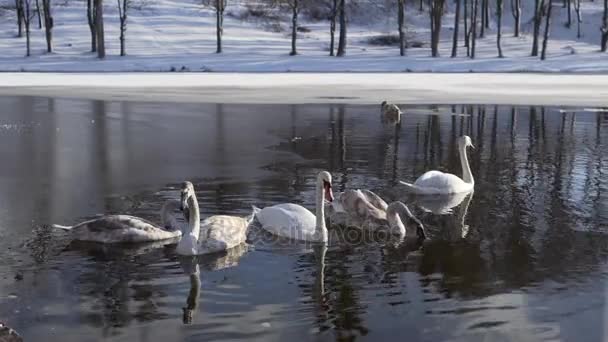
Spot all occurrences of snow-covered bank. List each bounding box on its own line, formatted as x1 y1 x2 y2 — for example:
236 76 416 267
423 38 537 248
2 73 608 106
1 0 608 73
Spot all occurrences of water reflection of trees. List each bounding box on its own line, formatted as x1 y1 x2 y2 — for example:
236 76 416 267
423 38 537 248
282 104 608 304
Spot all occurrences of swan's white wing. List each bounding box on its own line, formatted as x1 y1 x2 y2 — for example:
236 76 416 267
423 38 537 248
71 215 182 243
257 204 317 241
199 215 249 253
409 171 470 194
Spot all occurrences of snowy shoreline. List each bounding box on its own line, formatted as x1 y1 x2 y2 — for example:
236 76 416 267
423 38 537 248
2 72 608 106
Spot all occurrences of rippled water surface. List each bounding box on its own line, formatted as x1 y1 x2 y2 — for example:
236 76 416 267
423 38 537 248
0 96 607 341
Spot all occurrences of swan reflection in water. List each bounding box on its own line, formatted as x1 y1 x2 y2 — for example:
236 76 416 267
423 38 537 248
412 192 474 240
178 243 249 324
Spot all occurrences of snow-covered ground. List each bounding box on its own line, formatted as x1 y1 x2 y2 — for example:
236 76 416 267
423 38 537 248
2 73 608 106
0 0 607 72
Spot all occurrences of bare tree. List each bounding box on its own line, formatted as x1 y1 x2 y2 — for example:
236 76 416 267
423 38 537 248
566 0 571 27
285 0 301 55
203 0 227 53
471 0 478 58
328 0 337 55
602 0 608 51
336 0 346 56
531 0 545 56
430 0 445 57
117 0 127 55
464 0 469 54
510 0 520 36
95 0 105 58
398 0 405 56
452 0 461 57
42 0 53 52
574 0 582 37
541 0 553 59
479 0 485 37
15 0 24 37
87 0 97 52
22 0 36 56
497 0 504 57
35 0 41 28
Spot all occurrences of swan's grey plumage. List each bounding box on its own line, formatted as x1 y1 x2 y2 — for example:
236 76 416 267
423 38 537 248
381 101 402 124
176 181 252 255
51 200 183 243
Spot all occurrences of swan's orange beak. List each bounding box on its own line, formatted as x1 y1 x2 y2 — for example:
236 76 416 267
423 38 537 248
324 181 334 202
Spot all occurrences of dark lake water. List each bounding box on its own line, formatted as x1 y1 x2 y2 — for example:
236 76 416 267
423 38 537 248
0 96 607 342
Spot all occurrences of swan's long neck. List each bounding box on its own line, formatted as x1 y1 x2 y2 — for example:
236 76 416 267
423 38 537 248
185 196 201 240
315 181 328 242
460 145 474 185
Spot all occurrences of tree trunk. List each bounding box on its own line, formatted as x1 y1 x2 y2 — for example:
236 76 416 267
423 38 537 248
574 0 581 38
511 0 520 36
471 0 478 58
216 0 223 53
290 0 298 55
420 0 423 11
497 0 504 57
602 0 608 51
464 0 469 50
337 0 346 56
35 0 41 28
118 0 126 56
398 0 405 56
24 0 31 56
566 0 571 27
480 0 485 37
95 0 105 58
452 0 461 57
329 0 337 55
16 0 24 37
87 0 97 52
541 0 553 59
531 0 544 56
42 0 52 52
430 0 445 57
484 0 489 28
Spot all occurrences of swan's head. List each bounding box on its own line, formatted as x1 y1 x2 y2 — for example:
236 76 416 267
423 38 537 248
180 181 196 212
387 202 426 240
458 135 475 149
381 101 387 108
317 171 334 202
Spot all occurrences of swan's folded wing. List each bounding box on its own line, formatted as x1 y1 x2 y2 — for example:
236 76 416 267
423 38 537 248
203 215 249 250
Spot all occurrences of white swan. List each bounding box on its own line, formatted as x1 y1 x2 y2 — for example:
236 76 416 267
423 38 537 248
400 135 475 195
52 200 183 243
176 181 253 255
381 101 401 124
254 171 333 243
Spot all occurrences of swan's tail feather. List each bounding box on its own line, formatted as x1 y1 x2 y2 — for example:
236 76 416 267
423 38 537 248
52 224 73 230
